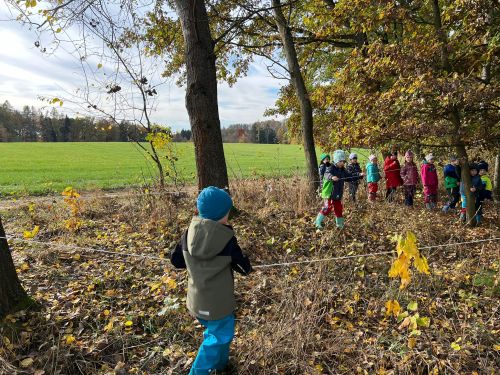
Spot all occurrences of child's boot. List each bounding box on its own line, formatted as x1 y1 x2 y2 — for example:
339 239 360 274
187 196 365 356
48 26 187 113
335 217 345 229
315 213 325 229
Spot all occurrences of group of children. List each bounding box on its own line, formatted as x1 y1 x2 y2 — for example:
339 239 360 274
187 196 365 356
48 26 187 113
168 152 493 374
316 150 494 229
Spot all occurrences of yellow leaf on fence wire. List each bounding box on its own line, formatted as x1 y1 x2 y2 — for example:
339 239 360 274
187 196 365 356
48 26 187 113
388 232 430 289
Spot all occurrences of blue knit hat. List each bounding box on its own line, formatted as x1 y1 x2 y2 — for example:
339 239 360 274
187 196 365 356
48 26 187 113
333 149 346 164
197 186 233 221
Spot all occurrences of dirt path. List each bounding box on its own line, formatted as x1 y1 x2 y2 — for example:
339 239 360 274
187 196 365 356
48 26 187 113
0 187 196 211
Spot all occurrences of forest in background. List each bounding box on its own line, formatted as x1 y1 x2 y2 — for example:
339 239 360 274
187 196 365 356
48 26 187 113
0 101 290 144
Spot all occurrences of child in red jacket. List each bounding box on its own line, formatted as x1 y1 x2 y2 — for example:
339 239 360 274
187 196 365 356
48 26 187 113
421 153 438 209
383 151 403 202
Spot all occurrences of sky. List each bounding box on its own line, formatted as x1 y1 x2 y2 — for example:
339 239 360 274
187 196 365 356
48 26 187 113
0 3 284 131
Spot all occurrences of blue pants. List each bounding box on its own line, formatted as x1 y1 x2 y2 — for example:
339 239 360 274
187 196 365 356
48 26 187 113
189 314 235 375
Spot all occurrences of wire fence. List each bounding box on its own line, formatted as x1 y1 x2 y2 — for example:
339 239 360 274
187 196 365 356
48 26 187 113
2 235 499 271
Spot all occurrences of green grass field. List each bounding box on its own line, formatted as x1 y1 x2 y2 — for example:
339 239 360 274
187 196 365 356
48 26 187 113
0 143 343 195
0 142 369 195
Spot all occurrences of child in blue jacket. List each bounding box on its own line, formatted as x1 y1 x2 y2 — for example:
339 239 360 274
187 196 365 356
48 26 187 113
366 154 381 201
459 164 485 223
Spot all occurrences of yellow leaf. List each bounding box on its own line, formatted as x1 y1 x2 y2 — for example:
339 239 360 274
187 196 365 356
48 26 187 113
103 309 110 316
65 335 76 345
149 281 162 292
388 254 408 278
408 315 418 331
384 300 401 317
20 357 34 368
408 337 416 349
124 320 133 327
450 342 461 351
399 264 411 289
493 344 500 351
73 254 81 261
164 277 177 290
414 254 430 274
104 319 114 332
97 63 103 69
21 263 30 271
23 225 40 239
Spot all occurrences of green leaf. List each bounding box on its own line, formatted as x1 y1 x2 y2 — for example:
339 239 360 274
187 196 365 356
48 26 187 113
407 301 418 311
396 311 408 323
416 317 430 327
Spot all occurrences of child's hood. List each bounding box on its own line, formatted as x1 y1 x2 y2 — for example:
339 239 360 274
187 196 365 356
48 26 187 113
187 216 234 259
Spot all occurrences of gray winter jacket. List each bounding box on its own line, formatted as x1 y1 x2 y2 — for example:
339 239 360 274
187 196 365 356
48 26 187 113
170 217 252 320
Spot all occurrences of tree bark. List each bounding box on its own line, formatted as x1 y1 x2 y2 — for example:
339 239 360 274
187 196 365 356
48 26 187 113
272 0 319 194
173 0 229 190
0 217 31 318
494 153 500 202
455 142 476 223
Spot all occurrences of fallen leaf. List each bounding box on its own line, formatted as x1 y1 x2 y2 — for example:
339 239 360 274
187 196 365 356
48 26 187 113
20 357 34 368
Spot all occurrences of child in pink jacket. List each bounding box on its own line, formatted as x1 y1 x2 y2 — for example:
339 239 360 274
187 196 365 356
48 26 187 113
421 153 438 209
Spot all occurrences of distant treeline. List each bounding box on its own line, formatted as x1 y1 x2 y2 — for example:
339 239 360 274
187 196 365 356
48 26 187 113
0 101 149 142
0 102 290 144
221 120 292 144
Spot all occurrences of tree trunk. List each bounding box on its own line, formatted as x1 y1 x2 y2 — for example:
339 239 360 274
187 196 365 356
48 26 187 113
0 217 31 318
455 142 476 225
272 0 319 195
173 0 229 190
432 0 476 225
494 154 500 202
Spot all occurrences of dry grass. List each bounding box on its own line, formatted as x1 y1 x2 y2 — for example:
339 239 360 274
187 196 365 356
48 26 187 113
1 177 499 374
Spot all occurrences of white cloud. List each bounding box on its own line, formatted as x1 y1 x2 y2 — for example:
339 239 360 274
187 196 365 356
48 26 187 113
0 4 284 131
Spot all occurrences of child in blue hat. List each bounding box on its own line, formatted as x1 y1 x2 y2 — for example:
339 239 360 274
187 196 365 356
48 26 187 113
170 186 252 374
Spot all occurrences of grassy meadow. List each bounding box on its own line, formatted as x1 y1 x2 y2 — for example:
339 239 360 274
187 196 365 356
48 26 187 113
0 142 369 195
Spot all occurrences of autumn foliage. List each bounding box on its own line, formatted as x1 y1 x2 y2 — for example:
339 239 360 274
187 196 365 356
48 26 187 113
1 180 499 373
